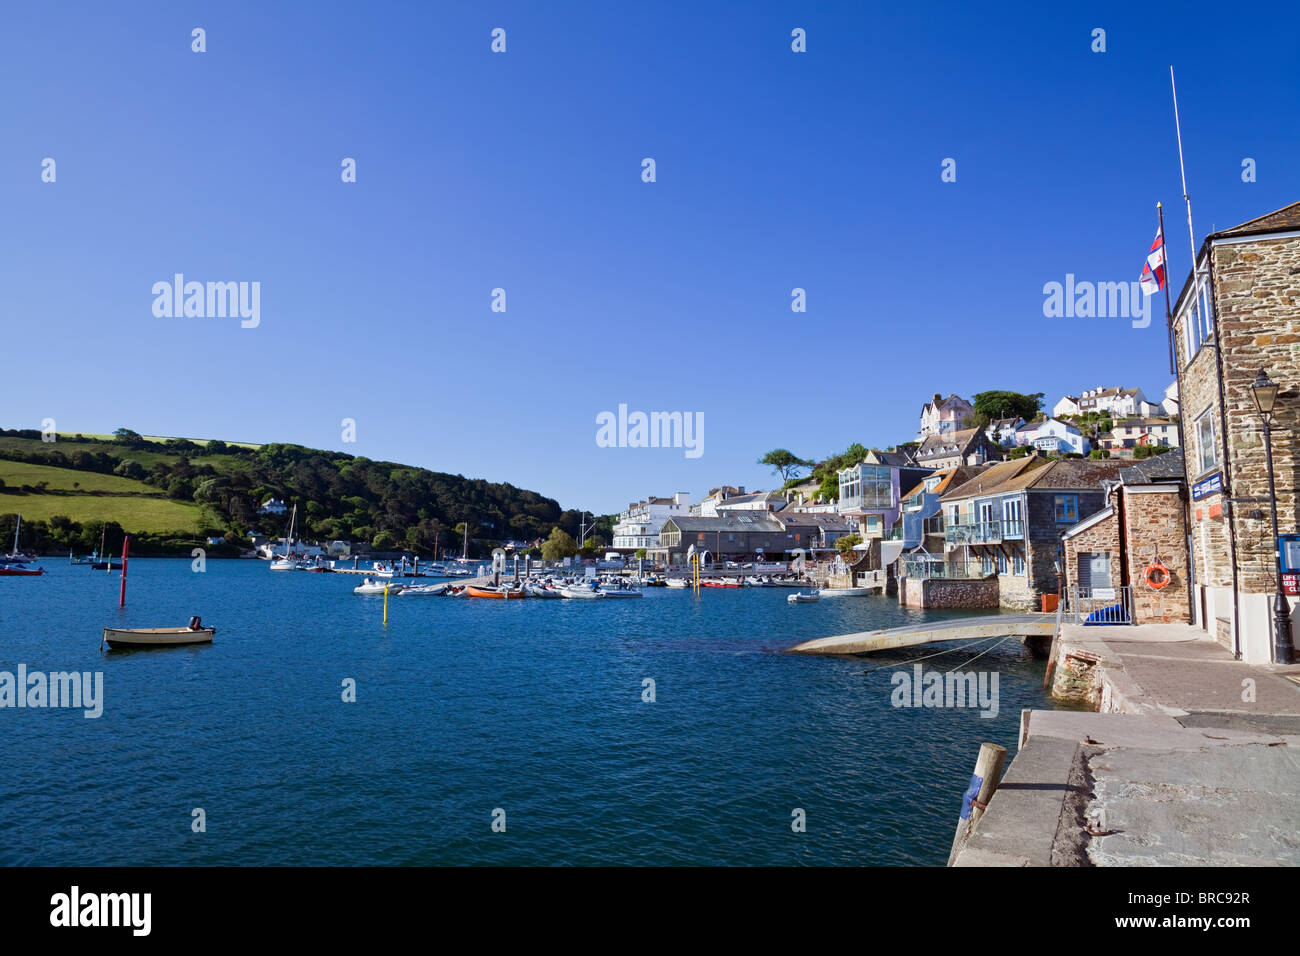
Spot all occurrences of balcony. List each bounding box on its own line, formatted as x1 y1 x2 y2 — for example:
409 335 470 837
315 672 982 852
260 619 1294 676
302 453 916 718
945 519 1024 544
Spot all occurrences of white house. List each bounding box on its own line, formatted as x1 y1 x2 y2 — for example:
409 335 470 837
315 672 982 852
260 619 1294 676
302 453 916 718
1016 418 1090 455
985 416 1025 447
1052 395 1081 418
612 493 692 550
1077 386 1158 418
715 490 786 514
259 497 287 515
1161 380 1180 417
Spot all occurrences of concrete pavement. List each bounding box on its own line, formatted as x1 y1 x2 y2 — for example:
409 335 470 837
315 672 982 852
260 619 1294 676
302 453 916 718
952 623 1300 866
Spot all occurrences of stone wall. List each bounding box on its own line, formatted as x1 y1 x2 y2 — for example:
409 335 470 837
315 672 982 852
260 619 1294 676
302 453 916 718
1175 235 1300 596
1122 487 1192 624
1063 505 1121 594
899 574 999 609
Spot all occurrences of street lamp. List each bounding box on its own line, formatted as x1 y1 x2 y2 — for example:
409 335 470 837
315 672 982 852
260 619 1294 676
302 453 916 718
1249 368 1294 665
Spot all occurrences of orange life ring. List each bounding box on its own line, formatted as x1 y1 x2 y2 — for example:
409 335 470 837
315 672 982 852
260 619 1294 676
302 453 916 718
1145 563 1171 590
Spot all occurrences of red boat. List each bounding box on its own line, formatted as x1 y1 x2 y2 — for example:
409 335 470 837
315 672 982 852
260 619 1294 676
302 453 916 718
0 565 43 576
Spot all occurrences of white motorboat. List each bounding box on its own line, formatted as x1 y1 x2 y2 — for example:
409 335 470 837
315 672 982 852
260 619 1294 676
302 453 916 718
665 578 689 588
787 591 820 604
818 586 874 597
560 585 605 599
354 578 403 595
599 587 642 598
398 583 449 596
526 583 562 598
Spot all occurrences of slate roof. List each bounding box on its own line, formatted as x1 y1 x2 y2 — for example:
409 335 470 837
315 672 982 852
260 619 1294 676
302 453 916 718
1209 200 1300 240
941 457 1125 500
663 515 785 533
1120 447 1186 485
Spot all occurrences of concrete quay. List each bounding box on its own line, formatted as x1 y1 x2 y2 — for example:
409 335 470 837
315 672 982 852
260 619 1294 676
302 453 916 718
952 623 1300 866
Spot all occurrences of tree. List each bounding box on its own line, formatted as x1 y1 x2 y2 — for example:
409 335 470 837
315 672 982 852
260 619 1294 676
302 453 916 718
635 548 648 560
114 459 147 480
971 391 1045 428
836 533 863 557
758 449 814 482
372 530 398 550
541 527 578 561
112 428 145 446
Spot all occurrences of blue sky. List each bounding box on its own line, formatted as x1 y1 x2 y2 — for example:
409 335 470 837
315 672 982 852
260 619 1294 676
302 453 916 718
2 1 1296 514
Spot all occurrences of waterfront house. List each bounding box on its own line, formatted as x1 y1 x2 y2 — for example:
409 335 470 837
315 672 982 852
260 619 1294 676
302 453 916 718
655 514 811 565
1168 200 1300 664
917 393 974 441
258 497 287 515
915 428 1001 469
836 459 933 541
773 511 854 559
612 493 692 550
937 456 1124 609
896 465 984 578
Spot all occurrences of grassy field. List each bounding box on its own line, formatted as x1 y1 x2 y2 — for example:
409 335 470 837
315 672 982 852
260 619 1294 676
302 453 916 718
0 493 203 532
0 460 203 532
0 436 244 472
0 460 160 494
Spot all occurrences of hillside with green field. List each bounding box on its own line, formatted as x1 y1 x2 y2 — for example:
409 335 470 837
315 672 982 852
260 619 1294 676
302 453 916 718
0 426 610 557
0 460 203 533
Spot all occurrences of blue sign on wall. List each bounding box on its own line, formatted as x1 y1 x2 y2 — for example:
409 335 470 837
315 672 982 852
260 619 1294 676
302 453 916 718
1280 534 1300 574
1192 472 1223 501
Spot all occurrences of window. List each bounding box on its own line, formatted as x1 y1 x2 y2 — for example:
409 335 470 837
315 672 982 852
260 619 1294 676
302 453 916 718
1195 410 1218 474
1181 266 1215 363
1054 495 1078 523
996 552 1007 573
1002 498 1023 536
1013 550 1025 575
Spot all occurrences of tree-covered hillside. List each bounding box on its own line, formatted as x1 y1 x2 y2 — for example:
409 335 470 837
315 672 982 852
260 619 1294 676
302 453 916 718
0 428 607 556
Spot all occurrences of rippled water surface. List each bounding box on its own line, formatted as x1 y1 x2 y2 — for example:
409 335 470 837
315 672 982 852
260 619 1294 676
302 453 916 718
0 560 1052 865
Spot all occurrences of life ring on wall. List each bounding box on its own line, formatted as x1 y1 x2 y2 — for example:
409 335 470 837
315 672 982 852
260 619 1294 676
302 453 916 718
1144 563 1171 590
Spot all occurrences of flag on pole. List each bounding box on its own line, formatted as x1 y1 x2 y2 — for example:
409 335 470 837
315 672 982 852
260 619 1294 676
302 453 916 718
1139 226 1166 296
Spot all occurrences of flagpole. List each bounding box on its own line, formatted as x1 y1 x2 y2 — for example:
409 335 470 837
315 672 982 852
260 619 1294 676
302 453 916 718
1170 67 1198 273
1158 202 1176 376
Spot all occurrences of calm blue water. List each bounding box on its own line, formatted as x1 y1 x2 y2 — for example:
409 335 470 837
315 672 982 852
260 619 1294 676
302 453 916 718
0 560 1052 865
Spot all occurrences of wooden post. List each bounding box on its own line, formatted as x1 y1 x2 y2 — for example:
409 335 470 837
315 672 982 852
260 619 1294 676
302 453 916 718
947 742 1007 866
383 583 389 626
118 535 130 608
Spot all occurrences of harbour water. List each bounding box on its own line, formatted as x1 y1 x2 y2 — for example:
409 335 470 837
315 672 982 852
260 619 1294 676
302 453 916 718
0 560 1053 865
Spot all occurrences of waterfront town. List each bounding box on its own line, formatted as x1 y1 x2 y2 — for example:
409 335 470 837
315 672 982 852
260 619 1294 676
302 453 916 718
611 204 1299 672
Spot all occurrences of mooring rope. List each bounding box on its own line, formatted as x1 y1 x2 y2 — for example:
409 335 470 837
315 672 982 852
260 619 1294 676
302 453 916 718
857 632 1009 676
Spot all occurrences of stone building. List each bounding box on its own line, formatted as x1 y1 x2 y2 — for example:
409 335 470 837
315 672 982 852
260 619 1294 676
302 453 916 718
1169 201 1300 663
1061 450 1192 625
